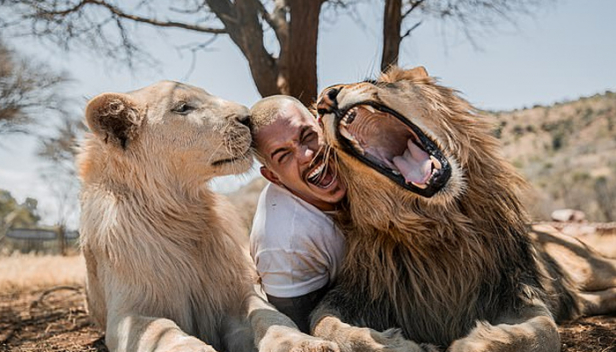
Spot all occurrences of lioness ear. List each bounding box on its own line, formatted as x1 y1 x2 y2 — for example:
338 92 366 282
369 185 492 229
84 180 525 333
407 66 429 79
85 93 145 149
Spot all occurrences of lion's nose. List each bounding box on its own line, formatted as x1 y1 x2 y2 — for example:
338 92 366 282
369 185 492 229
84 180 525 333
317 86 341 123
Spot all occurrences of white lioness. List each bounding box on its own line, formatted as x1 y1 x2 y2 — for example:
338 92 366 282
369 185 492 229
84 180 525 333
77 81 338 352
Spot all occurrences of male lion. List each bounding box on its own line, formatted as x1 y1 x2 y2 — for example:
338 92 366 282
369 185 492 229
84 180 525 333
311 67 616 352
77 81 338 352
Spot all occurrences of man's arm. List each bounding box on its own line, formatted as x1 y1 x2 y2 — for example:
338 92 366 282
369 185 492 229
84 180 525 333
266 284 330 333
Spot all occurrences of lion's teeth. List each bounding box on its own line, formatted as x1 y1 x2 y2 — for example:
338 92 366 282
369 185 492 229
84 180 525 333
343 107 357 124
411 181 428 189
339 125 363 154
430 155 442 170
364 105 376 113
392 170 401 176
351 139 364 154
340 126 353 140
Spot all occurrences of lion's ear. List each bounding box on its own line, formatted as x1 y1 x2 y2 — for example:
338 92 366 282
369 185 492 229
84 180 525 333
85 93 145 149
407 66 429 80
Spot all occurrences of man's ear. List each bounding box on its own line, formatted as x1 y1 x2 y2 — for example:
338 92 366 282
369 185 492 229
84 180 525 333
260 166 281 186
85 92 145 149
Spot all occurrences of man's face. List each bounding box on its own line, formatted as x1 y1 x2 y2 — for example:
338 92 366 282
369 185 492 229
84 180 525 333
255 104 346 211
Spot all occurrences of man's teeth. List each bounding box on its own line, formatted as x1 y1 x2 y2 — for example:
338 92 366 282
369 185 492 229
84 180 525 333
308 162 326 181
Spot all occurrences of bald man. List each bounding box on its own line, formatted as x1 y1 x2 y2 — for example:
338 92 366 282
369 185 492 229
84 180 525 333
249 96 346 333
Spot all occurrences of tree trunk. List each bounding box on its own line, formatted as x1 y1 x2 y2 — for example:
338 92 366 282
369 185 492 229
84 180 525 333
56 224 66 256
381 0 402 73
280 0 324 106
207 0 280 98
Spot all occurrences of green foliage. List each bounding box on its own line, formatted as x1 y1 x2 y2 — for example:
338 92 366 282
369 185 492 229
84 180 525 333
0 189 40 229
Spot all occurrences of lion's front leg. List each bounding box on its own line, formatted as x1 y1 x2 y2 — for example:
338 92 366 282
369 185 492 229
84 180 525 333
447 303 560 352
244 292 339 352
106 313 216 352
312 316 437 352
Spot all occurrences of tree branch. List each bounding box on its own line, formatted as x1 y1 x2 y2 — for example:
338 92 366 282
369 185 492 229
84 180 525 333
402 0 426 19
401 21 421 39
37 0 226 34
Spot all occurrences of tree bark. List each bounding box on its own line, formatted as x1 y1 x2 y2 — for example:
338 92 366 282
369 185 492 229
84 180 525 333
280 0 324 106
381 0 402 73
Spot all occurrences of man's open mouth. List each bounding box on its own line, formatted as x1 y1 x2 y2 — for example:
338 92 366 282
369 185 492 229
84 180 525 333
334 103 451 197
305 156 337 189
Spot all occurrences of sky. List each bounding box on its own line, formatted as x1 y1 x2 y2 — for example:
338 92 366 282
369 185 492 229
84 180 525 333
1 0 615 228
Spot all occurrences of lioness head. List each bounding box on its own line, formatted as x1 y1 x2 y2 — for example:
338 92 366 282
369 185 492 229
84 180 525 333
79 81 252 188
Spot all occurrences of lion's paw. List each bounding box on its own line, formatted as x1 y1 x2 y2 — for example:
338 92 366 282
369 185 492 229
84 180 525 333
342 327 439 352
259 325 339 352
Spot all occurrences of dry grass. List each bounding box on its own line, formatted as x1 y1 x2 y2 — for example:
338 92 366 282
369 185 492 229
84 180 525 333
0 253 86 294
0 242 614 351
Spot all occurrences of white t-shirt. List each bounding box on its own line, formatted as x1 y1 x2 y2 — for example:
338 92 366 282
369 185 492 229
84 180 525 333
250 183 346 298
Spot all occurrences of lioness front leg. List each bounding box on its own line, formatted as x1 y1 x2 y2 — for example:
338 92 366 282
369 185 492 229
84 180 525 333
244 293 339 352
106 314 216 352
447 303 560 352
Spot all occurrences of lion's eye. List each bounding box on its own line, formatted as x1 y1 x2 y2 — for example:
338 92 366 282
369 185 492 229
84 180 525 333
172 102 195 115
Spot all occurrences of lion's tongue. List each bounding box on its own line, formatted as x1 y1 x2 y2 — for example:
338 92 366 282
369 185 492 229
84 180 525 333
392 139 432 185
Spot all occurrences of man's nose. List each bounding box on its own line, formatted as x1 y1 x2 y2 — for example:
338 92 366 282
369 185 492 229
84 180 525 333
299 145 316 164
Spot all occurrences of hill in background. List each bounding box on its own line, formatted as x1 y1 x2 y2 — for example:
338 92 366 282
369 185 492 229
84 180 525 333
492 91 616 221
229 91 616 224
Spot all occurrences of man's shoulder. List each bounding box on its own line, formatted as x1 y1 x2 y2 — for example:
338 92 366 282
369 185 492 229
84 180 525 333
251 183 336 242
258 183 323 218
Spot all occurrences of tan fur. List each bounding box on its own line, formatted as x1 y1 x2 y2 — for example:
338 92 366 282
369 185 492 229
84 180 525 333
78 81 338 352
311 67 616 352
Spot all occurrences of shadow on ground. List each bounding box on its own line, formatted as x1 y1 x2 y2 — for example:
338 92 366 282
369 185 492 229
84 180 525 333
0 286 614 352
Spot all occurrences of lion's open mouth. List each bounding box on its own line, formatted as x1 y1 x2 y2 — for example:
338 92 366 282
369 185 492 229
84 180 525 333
335 103 451 197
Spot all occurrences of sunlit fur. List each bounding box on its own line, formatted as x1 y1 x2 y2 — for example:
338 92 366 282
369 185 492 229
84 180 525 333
77 82 335 352
312 67 616 351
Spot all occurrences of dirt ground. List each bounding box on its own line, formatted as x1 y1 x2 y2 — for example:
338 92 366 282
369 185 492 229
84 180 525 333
0 286 614 352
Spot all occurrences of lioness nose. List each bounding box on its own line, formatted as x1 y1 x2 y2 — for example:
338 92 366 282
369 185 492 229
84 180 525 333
235 113 251 128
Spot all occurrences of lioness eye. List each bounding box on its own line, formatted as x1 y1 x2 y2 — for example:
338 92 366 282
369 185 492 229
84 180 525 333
172 102 195 115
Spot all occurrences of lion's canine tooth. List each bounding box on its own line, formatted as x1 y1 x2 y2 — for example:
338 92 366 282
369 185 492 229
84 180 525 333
339 125 364 153
364 105 376 113
430 155 442 170
411 181 428 189
351 139 364 154
392 170 401 176
340 126 353 140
